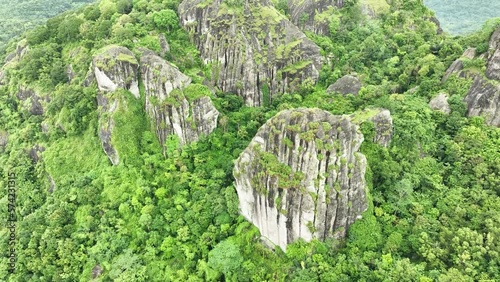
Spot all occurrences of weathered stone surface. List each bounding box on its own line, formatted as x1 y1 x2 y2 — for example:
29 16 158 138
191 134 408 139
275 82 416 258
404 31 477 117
28 144 46 164
140 52 219 150
429 93 451 114
16 86 48 116
462 48 476 60
179 0 322 106
464 76 500 127
486 48 500 80
234 108 368 251
442 48 477 83
92 45 140 98
429 16 443 34
159 34 170 56
489 27 500 50
368 109 393 147
326 74 361 95
96 93 121 165
288 0 343 35
463 28 500 127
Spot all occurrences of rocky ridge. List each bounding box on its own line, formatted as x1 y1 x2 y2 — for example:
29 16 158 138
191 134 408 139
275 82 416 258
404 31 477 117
178 0 322 106
462 28 500 127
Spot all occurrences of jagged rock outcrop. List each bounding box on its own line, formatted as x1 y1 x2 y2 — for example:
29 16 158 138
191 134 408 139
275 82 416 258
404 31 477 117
178 0 322 106
16 86 48 116
326 74 361 95
486 48 500 80
1 40 29 85
91 46 141 165
442 48 476 83
140 51 219 150
367 109 392 147
92 45 140 98
351 108 393 147
96 93 121 165
234 108 368 251
463 28 500 127
464 76 500 126
287 0 343 35
428 16 443 34
159 34 170 56
429 93 451 114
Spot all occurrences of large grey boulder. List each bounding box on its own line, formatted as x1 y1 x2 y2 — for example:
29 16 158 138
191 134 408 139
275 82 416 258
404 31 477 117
178 0 322 106
429 93 451 114
327 74 362 95
234 108 368 251
140 52 219 151
464 76 500 127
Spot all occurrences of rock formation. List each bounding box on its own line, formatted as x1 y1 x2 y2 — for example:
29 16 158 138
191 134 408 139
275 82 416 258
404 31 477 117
16 86 48 116
287 0 343 35
441 48 476 83
92 46 141 165
463 28 500 127
140 51 219 150
92 45 140 98
233 108 368 251
326 74 361 95
367 109 393 147
464 76 500 126
429 93 451 114
0 40 29 85
178 0 322 106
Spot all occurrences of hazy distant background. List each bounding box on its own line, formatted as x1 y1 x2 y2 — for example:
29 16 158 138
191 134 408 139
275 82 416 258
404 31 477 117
424 0 500 35
0 0 95 51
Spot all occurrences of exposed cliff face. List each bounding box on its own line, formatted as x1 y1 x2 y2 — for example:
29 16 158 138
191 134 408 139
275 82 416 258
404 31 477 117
463 28 500 127
140 52 219 150
429 93 451 114
368 109 392 147
92 46 141 165
326 74 361 95
92 45 140 98
287 0 342 35
234 108 368 251
178 0 322 106
442 48 476 83
464 76 500 127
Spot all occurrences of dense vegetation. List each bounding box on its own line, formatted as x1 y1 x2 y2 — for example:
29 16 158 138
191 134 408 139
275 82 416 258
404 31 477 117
0 0 499 281
0 0 96 52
